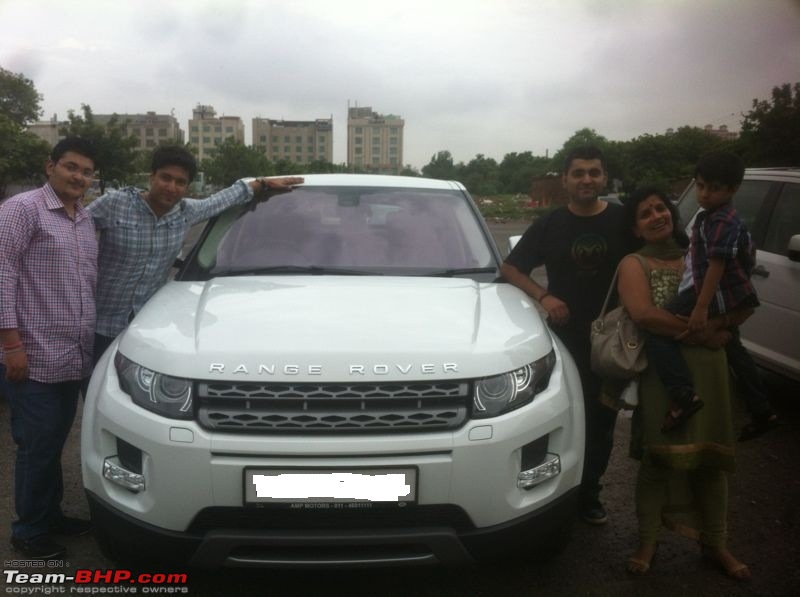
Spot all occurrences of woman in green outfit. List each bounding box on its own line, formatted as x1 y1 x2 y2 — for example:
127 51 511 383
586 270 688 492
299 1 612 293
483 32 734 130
616 188 752 582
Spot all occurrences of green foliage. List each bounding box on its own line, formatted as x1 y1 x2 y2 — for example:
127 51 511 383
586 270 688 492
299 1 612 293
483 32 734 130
0 67 42 126
419 123 741 198
399 165 420 177
548 128 612 174
201 138 272 186
421 150 457 180
0 114 50 196
0 68 49 196
60 105 141 185
739 82 800 166
497 151 551 193
461 154 500 195
622 126 728 191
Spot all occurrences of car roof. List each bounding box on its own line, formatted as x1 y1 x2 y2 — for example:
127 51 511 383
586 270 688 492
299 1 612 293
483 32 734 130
277 173 467 191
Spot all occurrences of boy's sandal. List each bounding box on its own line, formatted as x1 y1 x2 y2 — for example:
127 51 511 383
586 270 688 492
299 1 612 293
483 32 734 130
661 399 705 433
738 413 778 442
626 557 651 575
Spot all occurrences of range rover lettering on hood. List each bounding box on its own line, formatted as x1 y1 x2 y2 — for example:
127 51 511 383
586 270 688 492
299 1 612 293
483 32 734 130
208 363 460 376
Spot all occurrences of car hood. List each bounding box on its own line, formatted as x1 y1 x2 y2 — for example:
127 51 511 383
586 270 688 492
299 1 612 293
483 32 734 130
118 276 551 381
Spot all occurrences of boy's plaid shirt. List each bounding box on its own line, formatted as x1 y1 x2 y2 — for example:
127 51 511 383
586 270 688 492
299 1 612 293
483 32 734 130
87 181 253 337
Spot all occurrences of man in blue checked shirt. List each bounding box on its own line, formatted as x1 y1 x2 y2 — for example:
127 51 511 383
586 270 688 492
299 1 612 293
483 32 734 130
87 145 303 361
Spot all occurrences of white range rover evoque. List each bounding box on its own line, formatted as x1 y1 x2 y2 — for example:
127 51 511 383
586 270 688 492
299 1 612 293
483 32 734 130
81 174 585 569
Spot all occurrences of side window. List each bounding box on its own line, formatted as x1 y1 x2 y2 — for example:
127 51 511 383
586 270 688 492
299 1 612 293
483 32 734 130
762 183 800 255
732 180 772 232
676 179 771 232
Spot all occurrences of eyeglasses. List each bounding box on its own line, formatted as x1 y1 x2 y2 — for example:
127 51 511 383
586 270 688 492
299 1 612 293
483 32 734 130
59 161 95 179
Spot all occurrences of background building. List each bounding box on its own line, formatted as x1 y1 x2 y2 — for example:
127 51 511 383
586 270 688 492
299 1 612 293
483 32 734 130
666 124 739 141
252 118 333 164
188 104 245 162
26 114 64 146
94 111 183 150
27 111 184 151
347 106 404 174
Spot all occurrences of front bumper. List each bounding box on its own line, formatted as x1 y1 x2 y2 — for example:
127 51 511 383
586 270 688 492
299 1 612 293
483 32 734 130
87 485 579 568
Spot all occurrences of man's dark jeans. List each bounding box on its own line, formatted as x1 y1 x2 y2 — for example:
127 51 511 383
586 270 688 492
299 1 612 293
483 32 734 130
553 323 618 506
0 365 81 540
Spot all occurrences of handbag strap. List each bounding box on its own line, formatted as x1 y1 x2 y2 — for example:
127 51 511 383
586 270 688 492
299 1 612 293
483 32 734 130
597 254 650 318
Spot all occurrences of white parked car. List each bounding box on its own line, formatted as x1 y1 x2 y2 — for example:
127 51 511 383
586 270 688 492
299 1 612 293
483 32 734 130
676 167 800 381
82 174 585 569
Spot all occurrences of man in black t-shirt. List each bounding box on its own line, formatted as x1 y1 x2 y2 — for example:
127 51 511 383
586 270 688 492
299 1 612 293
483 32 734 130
501 145 635 525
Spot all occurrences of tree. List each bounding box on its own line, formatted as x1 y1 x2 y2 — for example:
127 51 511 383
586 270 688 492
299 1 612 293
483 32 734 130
622 127 728 191
201 138 271 186
497 151 550 194
0 67 42 126
549 128 611 171
421 150 457 181
739 82 800 166
60 104 140 187
549 128 632 187
461 154 500 195
399 164 420 177
0 67 49 197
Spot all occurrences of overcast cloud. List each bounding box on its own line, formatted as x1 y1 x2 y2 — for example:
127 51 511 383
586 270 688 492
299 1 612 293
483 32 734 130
1 0 799 168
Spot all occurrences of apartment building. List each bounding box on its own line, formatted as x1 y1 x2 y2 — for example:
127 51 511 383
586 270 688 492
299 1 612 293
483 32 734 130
28 111 183 151
94 111 183 150
188 104 245 162
347 106 404 174
252 118 333 164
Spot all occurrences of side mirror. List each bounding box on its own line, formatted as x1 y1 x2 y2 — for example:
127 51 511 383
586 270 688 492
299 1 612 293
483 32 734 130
508 235 521 253
788 234 800 262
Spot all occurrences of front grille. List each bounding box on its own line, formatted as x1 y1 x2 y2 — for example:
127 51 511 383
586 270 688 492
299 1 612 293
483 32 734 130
196 381 470 433
188 504 475 533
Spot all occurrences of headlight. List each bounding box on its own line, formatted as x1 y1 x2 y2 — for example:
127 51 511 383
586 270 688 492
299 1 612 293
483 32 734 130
473 350 556 418
114 352 193 420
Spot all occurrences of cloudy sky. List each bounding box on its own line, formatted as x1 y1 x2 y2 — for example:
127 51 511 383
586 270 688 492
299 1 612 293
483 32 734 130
1 0 799 169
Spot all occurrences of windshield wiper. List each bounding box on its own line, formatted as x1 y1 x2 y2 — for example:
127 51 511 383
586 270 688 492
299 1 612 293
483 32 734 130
416 267 498 278
211 265 379 276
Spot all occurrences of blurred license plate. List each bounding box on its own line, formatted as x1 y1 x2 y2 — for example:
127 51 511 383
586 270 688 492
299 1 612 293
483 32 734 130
244 467 417 505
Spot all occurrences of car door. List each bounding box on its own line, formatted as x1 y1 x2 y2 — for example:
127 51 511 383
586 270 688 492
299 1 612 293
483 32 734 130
741 180 800 380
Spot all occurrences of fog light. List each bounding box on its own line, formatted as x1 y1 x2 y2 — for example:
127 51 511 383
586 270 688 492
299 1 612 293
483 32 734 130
103 457 145 493
517 453 560 489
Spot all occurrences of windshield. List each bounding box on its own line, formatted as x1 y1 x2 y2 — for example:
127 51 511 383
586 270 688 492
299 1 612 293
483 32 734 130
188 186 496 278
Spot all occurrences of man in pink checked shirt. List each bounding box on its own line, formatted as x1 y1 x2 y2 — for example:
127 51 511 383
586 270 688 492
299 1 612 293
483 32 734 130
0 137 98 561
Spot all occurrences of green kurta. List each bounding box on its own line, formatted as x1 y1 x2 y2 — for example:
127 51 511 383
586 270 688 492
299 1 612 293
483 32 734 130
630 266 735 546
